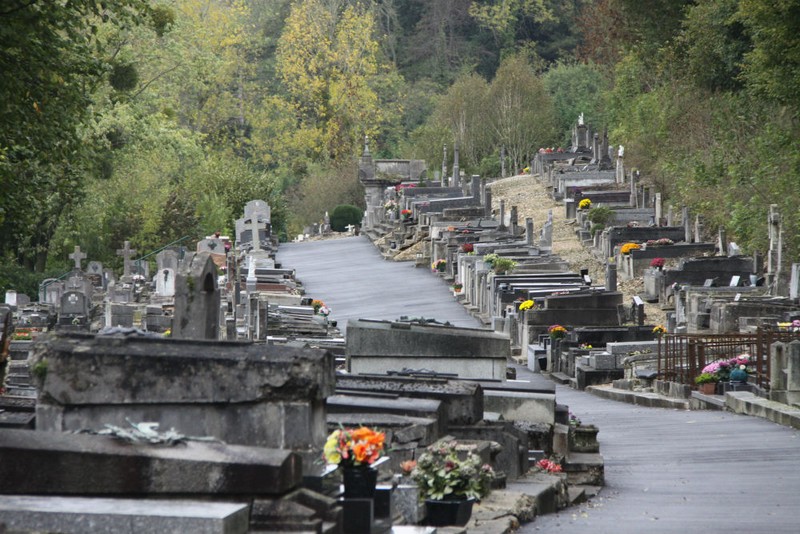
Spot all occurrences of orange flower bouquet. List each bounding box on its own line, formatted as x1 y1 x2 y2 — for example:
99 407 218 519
323 426 386 468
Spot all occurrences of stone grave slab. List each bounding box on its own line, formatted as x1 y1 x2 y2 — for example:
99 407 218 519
0 496 249 534
32 333 335 453
0 428 300 495
346 319 509 380
335 374 484 425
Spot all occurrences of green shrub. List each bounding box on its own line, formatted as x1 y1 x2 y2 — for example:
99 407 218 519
330 204 363 232
591 223 605 237
587 206 614 226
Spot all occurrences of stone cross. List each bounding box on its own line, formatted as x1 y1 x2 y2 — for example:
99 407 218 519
116 241 137 280
69 246 87 271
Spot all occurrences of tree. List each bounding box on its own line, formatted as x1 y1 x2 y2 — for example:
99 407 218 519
487 55 557 171
678 0 749 92
737 0 800 106
0 0 150 270
542 61 609 145
275 0 400 162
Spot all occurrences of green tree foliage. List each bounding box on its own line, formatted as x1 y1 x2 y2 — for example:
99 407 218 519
542 61 609 145
737 0 800 105
487 55 557 171
330 204 364 232
286 162 363 237
678 0 749 92
275 0 401 162
0 0 150 270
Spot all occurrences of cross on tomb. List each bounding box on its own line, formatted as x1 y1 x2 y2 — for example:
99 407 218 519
249 217 262 252
69 246 87 271
116 241 137 279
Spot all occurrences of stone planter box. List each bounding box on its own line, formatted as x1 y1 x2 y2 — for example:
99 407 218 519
569 424 600 453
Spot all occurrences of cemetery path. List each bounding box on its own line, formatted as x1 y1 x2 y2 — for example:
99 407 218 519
518 380 800 534
279 233 799 533
277 235 482 335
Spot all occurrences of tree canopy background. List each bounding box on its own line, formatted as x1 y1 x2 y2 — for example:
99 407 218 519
1 0 798 296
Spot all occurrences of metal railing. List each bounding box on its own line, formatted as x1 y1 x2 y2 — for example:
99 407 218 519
658 328 800 390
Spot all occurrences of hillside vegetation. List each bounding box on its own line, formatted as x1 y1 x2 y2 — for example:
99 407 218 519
1 0 798 295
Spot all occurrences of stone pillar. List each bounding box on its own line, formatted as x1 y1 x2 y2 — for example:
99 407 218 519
606 261 617 292
509 206 518 236
615 146 625 184
471 175 481 202
441 145 447 187
694 214 704 243
629 170 637 207
525 218 535 246
667 205 674 226
498 200 506 230
767 204 784 295
718 228 728 256
452 142 460 188
654 193 662 225
484 188 493 217
683 206 692 243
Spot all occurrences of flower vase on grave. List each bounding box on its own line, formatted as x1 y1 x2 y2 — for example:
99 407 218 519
424 498 475 527
342 465 378 499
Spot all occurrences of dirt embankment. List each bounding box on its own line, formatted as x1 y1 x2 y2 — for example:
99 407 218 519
488 174 666 327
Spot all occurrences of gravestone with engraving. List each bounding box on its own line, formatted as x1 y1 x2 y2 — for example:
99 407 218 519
173 252 220 340
86 261 105 290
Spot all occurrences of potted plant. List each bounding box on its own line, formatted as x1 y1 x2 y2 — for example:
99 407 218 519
518 299 535 311
411 441 495 527
548 324 568 340
452 283 463 294
695 372 719 395
578 198 592 210
650 257 665 270
432 259 446 272
491 257 518 274
323 426 386 498
620 242 641 255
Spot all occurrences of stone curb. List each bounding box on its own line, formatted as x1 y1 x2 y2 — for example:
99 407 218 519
584 384 690 410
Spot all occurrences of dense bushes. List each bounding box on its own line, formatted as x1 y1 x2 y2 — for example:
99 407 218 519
330 205 363 232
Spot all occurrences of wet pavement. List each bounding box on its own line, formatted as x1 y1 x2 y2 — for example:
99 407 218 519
279 236 800 534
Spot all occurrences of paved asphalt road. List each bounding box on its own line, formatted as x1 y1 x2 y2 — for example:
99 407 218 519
279 236 800 534
277 235 481 335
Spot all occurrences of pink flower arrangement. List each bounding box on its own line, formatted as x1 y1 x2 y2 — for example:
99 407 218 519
650 257 665 268
536 459 562 473
701 354 751 381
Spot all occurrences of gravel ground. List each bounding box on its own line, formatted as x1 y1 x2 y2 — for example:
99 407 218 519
488 174 666 327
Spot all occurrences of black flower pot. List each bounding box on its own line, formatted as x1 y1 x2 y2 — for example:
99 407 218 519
342 466 378 499
425 498 474 526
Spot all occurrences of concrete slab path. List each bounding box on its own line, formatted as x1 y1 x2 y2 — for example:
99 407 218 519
279 236 800 533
